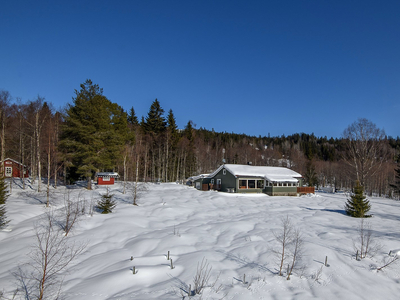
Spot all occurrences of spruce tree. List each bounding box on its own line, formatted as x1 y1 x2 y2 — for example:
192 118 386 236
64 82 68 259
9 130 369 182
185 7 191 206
143 99 166 134
97 189 116 214
304 160 318 187
183 121 196 177
59 79 129 189
389 162 400 198
167 109 179 147
0 176 9 228
128 107 139 126
345 181 371 218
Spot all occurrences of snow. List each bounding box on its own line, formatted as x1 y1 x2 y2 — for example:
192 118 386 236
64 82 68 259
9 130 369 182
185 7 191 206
1 182 400 299
97 172 120 178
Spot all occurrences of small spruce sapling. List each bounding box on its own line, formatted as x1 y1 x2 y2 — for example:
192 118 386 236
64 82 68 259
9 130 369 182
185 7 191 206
97 188 116 214
345 181 371 218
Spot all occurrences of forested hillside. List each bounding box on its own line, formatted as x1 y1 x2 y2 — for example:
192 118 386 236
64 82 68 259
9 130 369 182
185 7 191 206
1 81 399 196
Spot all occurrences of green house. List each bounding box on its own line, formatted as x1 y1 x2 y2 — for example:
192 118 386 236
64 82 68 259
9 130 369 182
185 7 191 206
202 164 303 196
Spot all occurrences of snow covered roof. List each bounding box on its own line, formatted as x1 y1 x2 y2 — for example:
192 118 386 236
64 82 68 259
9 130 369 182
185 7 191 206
1 158 28 167
210 164 301 183
97 172 119 178
188 174 209 181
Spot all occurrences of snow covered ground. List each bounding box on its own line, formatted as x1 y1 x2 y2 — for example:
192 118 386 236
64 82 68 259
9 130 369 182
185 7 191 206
1 181 400 299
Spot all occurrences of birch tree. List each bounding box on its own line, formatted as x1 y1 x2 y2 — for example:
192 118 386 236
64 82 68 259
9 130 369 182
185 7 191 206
342 118 386 187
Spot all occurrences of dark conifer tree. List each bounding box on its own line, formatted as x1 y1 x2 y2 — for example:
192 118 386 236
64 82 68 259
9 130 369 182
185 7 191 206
60 79 129 189
183 121 196 176
128 107 139 126
0 175 9 228
304 160 318 187
390 162 400 197
167 109 179 146
345 181 371 218
97 189 116 214
143 99 166 134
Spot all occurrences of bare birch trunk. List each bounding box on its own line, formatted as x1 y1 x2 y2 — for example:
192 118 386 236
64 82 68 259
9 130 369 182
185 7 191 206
123 154 127 194
36 112 41 192
47 148 50 207
165 133 169 182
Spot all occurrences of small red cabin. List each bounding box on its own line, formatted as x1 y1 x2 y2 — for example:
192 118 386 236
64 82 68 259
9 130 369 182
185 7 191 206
96 172 119 185
1 158 29 178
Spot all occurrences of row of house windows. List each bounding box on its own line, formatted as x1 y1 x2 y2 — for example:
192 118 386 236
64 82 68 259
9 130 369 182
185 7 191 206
239 179 298 189
239 179 264 189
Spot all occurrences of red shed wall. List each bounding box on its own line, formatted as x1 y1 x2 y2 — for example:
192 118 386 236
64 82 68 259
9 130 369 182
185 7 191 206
3 160 29 178
97 177 115 185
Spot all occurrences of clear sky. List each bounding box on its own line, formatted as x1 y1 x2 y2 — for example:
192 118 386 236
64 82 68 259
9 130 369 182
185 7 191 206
1 0 399 138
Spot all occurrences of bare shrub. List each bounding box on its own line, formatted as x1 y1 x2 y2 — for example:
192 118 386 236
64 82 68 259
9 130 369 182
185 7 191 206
272 215 293 276
14 212 86 300
377 254 399 271
272 216 305 279
286 228 304 280
61 190 85 236
0 289 18 300
193 258 212 295
127 182 147 206
312 266 323 282
353 219 381 259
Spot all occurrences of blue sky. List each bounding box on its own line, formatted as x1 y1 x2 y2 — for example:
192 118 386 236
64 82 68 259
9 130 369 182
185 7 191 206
1 0 399 138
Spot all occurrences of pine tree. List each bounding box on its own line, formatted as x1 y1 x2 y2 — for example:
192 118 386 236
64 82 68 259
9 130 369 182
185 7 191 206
345 181 371 218
97 189 116 214
389 162 400 197
0 176 9 228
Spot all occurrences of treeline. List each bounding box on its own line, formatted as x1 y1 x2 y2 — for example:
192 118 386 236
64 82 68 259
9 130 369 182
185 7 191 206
0 81 399 196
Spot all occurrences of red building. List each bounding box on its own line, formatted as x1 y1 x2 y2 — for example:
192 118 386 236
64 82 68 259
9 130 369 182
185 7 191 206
1 158 29 178
96 172 119 185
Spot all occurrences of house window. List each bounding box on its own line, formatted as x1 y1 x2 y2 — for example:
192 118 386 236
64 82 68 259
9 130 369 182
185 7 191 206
211 179 214 184
248 180 255 189
102 176 110 181
216 179 221 186
239 180 247 189
239 179 263 189
223 169 226 175
5 167 12 177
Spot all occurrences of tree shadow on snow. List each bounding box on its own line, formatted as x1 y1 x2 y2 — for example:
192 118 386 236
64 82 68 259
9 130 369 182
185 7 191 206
216 250 275 274
301 206 347 216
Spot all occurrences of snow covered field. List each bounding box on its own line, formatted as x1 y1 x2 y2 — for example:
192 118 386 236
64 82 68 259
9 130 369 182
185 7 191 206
1 182 400 299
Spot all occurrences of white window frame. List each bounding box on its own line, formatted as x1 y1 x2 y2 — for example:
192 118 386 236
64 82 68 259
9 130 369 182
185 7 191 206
223 169 226 175
5 167 12 177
